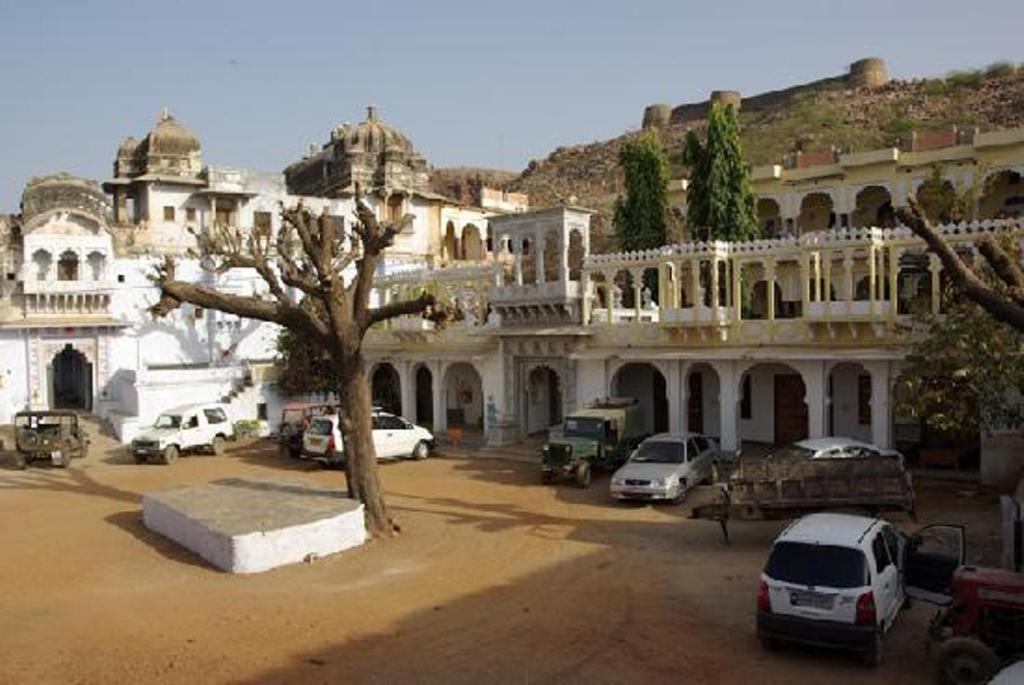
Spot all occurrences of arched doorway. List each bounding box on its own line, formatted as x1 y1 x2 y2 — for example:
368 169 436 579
51 344 92 411
613 362 668 435
462 224 483 261
916 176 956 223
370 363 402 416
445 362 483 430
852 186 894 228
415 365 433 427
686 363 720 439
527 366 562 434
443 221 457 262
828 363 872 442
757 198 782 237
798 192 834 234
738 363 807 447
979 170 1024 219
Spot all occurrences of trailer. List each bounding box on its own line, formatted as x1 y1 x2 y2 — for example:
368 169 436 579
691 443 915 542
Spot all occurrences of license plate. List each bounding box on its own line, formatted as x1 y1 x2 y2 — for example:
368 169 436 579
790 591 834 610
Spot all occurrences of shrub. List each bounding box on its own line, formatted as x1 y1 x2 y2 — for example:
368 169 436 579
984 61 1017 79
922 79 950 96
233 419 261 438
946 70 984 89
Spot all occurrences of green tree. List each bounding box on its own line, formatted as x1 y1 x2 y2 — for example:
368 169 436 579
273 327 335 397
613 130 670 252
683 103 759 242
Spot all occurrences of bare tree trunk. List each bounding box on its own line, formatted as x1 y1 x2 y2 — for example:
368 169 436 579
336 357 395 538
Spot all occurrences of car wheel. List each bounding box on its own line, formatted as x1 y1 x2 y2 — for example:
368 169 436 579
672 485 687 505
575 462 592 488
132 451 148 465
160 445 179 465
936 637 1000 685
412 440 430 460
211 435 225 456
862 632 883 668
11 452 27 470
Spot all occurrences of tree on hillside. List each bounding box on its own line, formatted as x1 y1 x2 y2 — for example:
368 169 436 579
150 199 454 537
613 130 671 252
683 103 759 242
897 199 1024 331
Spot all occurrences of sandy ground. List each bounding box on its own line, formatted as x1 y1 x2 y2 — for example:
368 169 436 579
0 420 1002 685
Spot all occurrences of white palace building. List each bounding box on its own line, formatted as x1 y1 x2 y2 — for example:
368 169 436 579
1 108 1022 489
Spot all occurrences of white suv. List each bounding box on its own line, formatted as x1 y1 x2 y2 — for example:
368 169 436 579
130 403 235 465
302 411 434 467
757 512 964 666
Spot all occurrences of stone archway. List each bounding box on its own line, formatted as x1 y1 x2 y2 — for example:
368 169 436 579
414 365 433 427
462 224 484 261
51 344 92 411
852 185 894 228
737 363 807 447
445 362 484 430
612 362 668 435
370 363 402 416
526 365 562 434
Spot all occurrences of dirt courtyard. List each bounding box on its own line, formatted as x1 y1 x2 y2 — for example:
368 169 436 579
0 424 1001 685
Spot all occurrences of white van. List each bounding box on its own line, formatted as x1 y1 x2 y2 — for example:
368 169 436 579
302 411 434 467
130 404 235 465
757 512 964 666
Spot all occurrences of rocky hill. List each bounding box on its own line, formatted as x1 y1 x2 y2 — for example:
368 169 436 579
452 61 1024 252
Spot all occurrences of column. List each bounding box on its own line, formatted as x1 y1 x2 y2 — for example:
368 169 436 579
690 258 700 311
765 259 777 322
797 361 827 440
868 244 877 314
710 257 720 323
515 241 524 286
812 252 821 302
631 268 643 322
929 254 942 316
864 361 892 450
714 361 739 453
667 360 683 434
431 360 446 435
731 258 742 324
842 251 855 314
603 271 615 324
888 246 901 321
678 362 691 434
799 253 811 314
400 361 415 421
673 261 683 308
536 235 546 284
581 271 592 325
822 249 832 304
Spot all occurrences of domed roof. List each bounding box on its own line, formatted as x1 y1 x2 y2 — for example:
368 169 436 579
117 136 139 157
143 108 201 156
333 106 413 156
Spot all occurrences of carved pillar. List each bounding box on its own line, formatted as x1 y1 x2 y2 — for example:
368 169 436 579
631 268 643 322
799 253 811 314
603 271 615 324
731 258 742 324
690 258 700 311
581 271 592 325
766 259 777 322
888 246 902 321
710 257 720 323
842 251 855 310
536 234 546 285
812 252 821 302
431 360 446 434
515 240 524 286
868 244 877 314
822 249 832 304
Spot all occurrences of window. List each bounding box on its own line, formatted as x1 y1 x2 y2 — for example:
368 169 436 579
630 441 685 464
376 415 406 430
686 438 701 461
203 408 227 424
764 542 869 588
117 274 125 283
183 415 199 430
186 207 197 223
858 374 872 425
740 375 752 419
57 251 79 281
194 307 204 320
254 211 272 233
872 534 892 573
257 403 268 421
163 206 175 221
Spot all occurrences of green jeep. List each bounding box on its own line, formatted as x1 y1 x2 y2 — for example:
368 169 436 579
11 411 89 469
541 398 646 487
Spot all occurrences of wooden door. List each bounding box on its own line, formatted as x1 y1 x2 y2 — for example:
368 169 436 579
687 372 703 434
773 373 808 446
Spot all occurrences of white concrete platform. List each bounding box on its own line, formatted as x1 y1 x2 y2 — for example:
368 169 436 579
142 477 366 573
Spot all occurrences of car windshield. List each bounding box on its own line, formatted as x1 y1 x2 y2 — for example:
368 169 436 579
631 441 685 464
564 417 603 439
154 414 182 429
308 418 334 436
281 409 303 424
764 541 869 588
770 445 816 460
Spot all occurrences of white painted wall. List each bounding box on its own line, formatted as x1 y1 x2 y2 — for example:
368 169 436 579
830 362 872 441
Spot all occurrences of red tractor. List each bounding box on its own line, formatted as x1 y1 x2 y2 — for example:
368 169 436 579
927 565 1024 685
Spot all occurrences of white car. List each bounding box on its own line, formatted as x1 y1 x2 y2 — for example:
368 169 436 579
757 512 964 666
609 433 718 503
130 403 234 464
772 437 903 463
302 411 435 467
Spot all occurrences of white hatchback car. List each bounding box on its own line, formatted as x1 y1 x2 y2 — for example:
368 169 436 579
757 512 964 666
609 433 718 503
302 411 435 467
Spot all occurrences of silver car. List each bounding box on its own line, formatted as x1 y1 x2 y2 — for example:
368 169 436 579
610 433 718 503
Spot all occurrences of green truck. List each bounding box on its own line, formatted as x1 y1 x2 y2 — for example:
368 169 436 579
541 398 646 487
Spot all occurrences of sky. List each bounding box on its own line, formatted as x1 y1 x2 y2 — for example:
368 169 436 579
0 0 1022 211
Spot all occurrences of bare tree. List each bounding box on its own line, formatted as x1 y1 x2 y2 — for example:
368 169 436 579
150 198 452 537
897 198 1024 331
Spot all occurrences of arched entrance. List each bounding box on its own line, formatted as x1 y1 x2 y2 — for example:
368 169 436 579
738 363 807 447
852 185 894 228
370 363 402 416
51 344 92 410
414 365 433 427
462 224 483 261
686 363 720 439
828 363 872 442
613 362 668 435
527 366 562 434
916 176 956 223
757 198 782 237
798 192 835 233
445 362 483 430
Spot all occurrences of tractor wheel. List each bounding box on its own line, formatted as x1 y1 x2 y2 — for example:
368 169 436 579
575 462 592 488
211 435 225 456
936 637 1000 685
861 632 884 668
160 445 179 465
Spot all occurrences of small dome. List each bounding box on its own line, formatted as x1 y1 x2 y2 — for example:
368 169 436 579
117 136 139 156
338 106 413 156
144 109 201 156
